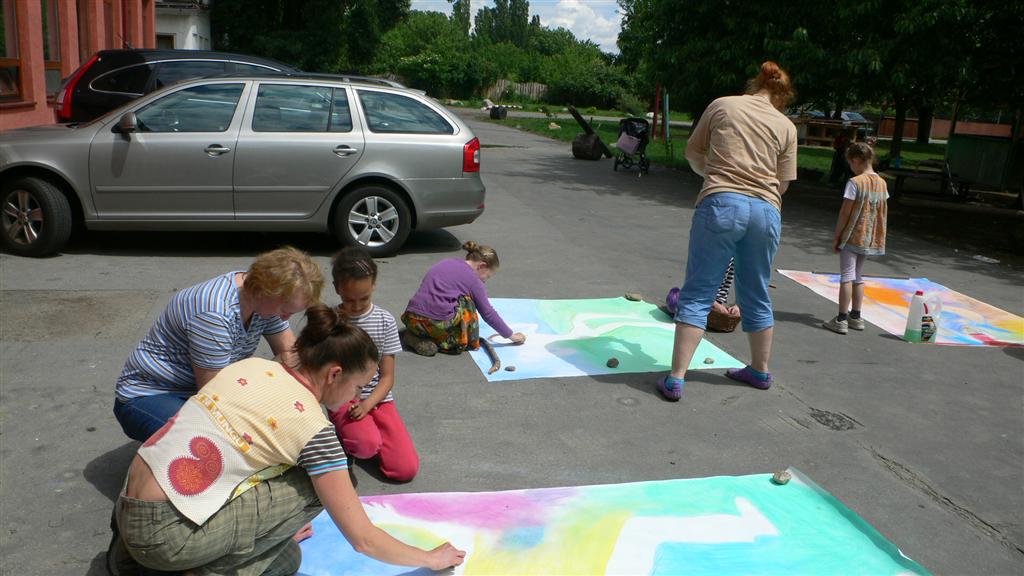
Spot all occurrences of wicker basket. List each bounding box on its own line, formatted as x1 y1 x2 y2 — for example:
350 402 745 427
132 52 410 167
706 307 741 333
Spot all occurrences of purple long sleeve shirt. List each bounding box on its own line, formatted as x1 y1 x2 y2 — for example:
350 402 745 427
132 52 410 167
405 259 513 338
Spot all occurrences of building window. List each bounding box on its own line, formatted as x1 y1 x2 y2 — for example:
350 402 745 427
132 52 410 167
0 0 20 101
156 34 174 50
42 0 61 97
77 0 91 63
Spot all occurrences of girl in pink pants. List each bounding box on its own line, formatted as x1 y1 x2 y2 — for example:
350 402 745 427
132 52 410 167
329 247 419 481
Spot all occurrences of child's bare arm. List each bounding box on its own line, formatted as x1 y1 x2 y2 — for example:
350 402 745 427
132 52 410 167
833 199 855 251
349 355 395 420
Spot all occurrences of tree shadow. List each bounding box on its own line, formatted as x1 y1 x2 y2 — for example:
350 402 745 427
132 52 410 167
82 441 138 502
543 335 659 377
488 149 1024 289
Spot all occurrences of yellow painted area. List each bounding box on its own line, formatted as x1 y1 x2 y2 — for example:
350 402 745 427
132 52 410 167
376 523 448 549
463 511 629 574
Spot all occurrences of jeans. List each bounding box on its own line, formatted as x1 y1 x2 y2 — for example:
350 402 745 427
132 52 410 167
675 192 782 332
113 392 193 442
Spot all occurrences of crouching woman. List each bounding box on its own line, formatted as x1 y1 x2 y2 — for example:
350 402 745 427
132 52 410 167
109 304 464 575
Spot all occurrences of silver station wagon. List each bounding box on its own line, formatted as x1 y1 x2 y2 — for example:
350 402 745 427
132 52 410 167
0 75 485 257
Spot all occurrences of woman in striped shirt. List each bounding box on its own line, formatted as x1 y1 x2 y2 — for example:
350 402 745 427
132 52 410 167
114 246 323 442
108 304 466 574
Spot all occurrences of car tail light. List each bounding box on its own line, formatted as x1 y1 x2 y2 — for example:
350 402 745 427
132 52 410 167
463 137 480 173
55 53 99 122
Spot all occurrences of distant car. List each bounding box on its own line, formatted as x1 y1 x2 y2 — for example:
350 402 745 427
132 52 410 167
790 109 874 141
2 75 485 257
54 49 299 123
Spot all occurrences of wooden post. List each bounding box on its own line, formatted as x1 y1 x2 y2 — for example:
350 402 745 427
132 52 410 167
652 83 661 140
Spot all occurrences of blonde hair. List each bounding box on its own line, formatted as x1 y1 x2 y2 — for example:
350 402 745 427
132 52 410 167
244 246 324 304
846 142 875 163
462 241 499 270
746 61 795 111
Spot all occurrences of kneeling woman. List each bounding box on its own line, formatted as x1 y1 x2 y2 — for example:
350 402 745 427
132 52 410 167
110 304 464 574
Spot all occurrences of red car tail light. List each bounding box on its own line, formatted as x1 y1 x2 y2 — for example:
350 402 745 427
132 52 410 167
55 53 99 122
463 137 480 173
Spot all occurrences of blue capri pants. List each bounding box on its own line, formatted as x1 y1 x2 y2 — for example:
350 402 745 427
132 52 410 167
675 192 782 332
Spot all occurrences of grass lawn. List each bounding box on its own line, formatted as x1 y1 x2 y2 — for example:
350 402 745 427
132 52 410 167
461 98 693 122
486 116 946 177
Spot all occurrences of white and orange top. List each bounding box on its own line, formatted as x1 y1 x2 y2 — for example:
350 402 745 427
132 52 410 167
137 357 345 525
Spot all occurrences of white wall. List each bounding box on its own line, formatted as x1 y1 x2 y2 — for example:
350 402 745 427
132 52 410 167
155 8 211 50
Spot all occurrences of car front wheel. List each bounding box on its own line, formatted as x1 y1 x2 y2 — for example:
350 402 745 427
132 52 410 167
334 185 411 257
1 176 73 257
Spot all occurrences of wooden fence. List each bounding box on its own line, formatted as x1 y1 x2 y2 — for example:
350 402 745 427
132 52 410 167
485 79 548 101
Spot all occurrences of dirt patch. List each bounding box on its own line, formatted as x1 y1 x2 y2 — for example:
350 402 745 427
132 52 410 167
808 407 862 431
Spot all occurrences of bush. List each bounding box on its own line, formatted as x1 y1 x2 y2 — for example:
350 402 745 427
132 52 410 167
616 92 648 116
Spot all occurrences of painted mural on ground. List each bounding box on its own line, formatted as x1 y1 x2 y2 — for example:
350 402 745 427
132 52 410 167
466 297 744 382
778 270 1023 347
297 469 929 575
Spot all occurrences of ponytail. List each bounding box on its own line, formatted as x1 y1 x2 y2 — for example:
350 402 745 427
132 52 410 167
462 241 500 270
294 304 378 373
746 61 795 111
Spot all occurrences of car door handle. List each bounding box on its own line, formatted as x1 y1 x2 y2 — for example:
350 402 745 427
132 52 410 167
205 145 231 156
334 145 359 157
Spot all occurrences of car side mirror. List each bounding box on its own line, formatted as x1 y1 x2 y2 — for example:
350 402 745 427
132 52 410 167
114 112 138 136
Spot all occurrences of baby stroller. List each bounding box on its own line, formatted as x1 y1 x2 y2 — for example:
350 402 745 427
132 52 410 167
613 117 651 174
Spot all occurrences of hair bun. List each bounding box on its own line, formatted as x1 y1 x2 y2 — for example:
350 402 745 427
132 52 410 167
462 241 480 253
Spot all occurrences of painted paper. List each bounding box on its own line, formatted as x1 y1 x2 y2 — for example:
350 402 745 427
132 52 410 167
466 298 744 381
778 270 1024 347
298 470 930 575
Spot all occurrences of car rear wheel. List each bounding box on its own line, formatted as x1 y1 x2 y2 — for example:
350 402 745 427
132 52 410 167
1 176 73 257
334 185 411 257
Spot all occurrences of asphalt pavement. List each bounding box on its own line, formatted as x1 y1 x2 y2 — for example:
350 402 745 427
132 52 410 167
1 112 1021 575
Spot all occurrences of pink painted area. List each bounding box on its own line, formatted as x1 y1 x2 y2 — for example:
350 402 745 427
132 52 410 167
362 486 579 529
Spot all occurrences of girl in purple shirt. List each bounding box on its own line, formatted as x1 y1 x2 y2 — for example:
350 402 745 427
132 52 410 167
402 241 526 355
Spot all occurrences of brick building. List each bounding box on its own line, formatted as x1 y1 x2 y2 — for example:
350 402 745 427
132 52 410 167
1 0 156 130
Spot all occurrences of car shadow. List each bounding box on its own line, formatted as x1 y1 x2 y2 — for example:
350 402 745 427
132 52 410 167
48 228 463 258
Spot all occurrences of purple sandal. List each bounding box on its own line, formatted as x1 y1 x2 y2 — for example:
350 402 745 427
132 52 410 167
725 366 773 390
656 375 685 401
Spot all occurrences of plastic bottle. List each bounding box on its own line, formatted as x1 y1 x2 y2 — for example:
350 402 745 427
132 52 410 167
903 290 943 343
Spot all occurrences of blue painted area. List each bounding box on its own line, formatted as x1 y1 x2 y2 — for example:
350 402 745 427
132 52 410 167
499 526 546 549
469 298 743 382
299 470 930 575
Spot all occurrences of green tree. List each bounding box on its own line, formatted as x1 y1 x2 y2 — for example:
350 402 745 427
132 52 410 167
211 0 409 73
449 0 472 37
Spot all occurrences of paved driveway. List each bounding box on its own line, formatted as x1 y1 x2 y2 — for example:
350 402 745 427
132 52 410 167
1 114 1021 574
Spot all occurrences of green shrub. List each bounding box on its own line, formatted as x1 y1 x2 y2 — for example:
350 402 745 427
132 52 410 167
616 92 648 117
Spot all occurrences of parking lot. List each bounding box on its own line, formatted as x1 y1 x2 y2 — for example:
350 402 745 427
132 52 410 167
1 113 1021 575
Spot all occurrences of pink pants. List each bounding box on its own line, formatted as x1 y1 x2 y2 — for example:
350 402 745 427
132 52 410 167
329 400 419 482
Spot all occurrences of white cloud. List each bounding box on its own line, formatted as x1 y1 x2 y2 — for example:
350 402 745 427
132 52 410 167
531 0 622 53
410 0 624 53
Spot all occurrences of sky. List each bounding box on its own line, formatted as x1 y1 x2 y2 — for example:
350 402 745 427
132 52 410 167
409 0 623 53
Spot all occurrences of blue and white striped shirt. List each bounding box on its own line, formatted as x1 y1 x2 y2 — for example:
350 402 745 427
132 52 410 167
115 271 290 401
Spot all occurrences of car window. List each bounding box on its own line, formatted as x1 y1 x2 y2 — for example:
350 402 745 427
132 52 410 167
233 63 281 75
135 83 243 133
91 64 155 94
253 84 332 132
358 91 454 134
153 61 227 90
330 89 353 132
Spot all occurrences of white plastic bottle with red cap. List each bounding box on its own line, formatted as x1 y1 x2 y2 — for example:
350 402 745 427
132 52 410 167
903 290 943 343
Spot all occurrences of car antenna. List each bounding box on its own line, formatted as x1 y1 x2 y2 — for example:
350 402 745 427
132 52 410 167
118 33 134 50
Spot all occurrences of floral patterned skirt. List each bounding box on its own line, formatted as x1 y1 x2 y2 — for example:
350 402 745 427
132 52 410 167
402 295 480 354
